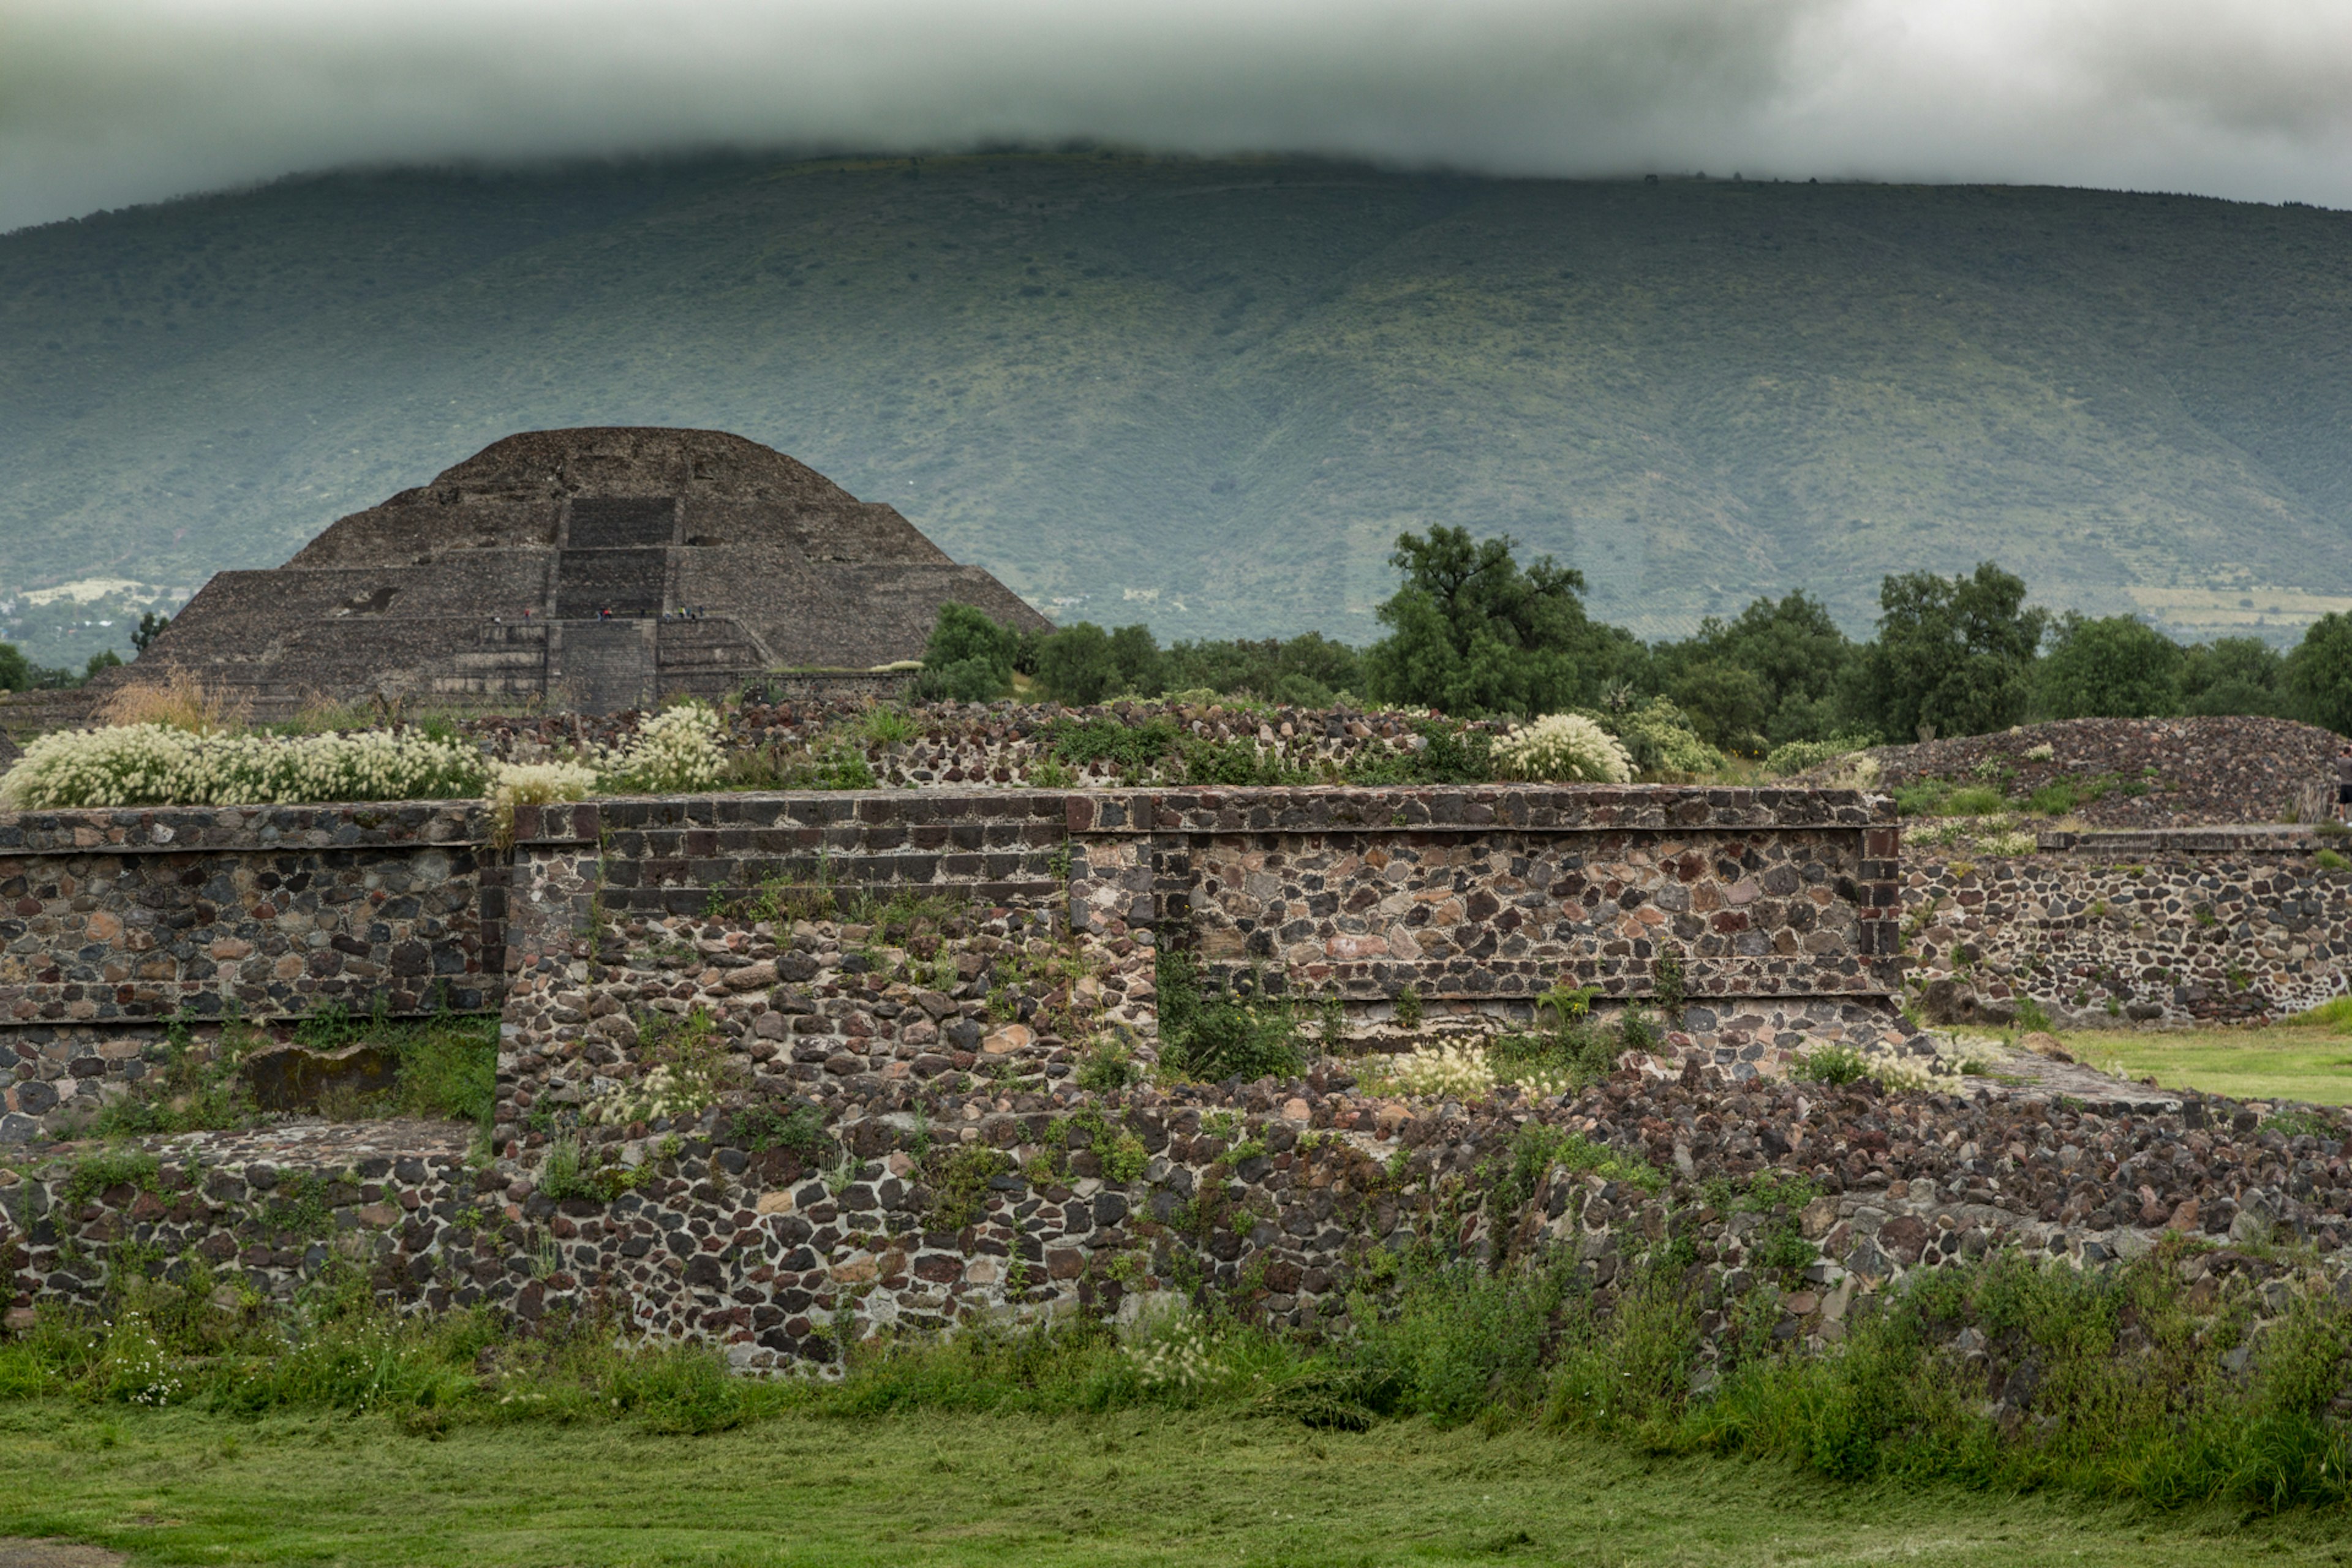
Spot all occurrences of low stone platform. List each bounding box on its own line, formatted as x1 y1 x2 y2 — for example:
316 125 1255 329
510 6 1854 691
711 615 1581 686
8 1049 2350 1371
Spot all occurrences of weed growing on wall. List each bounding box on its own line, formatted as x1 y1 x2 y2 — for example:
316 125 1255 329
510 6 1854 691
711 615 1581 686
91 1010 263 1137
0 724 489 808
487 760 599 845
925 1146 1014 1230
1154 949 1303 1082
730 1104 826 1156
582 1008 731 1128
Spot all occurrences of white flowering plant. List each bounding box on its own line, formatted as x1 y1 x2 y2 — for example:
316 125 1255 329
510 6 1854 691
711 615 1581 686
1372 1037 1584 1102
603 702 726 794
1490 713 1632 784
584 1063 706 1128
0 699 733 813
99 1312 183 1407
488 758 602 844
1379 1039 1496 1099
0 723 488 809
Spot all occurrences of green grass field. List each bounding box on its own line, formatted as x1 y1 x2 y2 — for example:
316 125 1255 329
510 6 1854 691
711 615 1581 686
4 1401 2346 1568
2046 1022 2352 1106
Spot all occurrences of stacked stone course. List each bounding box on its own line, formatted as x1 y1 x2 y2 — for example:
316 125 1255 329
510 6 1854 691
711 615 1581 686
10 1033 2351 1376
1905 829 2352 1027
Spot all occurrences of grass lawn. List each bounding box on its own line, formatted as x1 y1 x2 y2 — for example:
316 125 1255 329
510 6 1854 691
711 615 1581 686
2040 1022 2352 1106
1 1402 2346 1568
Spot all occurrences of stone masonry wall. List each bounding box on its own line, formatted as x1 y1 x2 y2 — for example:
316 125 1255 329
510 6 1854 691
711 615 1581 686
4 785 1902 1141
1 804 501 1140
10 1041 2352 1379
1904 829 2352 1027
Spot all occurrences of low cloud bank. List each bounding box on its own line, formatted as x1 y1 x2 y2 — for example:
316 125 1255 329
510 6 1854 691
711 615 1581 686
4 0 2349 228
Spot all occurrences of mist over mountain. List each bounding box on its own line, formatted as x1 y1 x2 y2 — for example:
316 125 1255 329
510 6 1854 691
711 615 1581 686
4 153 2350 668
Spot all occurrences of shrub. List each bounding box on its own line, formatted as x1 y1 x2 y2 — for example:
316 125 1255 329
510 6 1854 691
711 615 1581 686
1047 715 1182 772
913 658 1008 703
1178 737 1313 786
1762 734 1876 776
488 760 599 843
1490 713 1632 783
1605 698 1723 780
0 723 488 809
1793 1044 1871 1084
606 702 724 793
1154 950 1302 1082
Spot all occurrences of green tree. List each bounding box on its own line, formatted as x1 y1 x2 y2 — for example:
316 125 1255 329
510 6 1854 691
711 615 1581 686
0 640 28 693
2034 613 2182 718
1661 660 1771 753
1362 527 1625 717
2288 613 2352 734
1853 562 2047 741
918 602 1018 702
85 650 123 680
2179 636 2287 717
1161 633 1365 705
1653 590 1857 748
1106 624 1164 696
130 611 170 654
1035 622 1119 704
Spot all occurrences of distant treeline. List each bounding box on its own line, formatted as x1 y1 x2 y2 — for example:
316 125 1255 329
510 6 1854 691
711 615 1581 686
0 611 164 693
925 527 2352 751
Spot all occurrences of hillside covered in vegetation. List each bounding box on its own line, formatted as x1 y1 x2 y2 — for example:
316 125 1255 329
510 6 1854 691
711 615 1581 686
4 154 2351 669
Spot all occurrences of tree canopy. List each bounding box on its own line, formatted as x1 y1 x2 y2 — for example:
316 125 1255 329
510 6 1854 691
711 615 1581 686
1361 527 1634 717
1853 563 2048 741
2035 613 2185 720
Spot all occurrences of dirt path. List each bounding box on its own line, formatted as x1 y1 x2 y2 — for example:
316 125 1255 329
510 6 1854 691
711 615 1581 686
0 1540 126 1567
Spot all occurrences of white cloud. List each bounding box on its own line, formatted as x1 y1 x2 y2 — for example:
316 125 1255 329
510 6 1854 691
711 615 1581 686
2 0 2347 230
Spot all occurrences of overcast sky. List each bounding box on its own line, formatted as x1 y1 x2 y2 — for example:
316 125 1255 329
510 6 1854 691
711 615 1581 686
4 0 2350 231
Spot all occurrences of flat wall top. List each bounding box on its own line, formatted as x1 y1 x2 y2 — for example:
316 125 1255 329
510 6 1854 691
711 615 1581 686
0 785 1894 856
507 783 1894 844
0 800 488 854
2036 826 2330 856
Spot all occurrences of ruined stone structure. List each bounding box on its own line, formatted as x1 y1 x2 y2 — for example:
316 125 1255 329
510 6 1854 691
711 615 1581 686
0 785 1909 1142
10 783 2352 1379
8 890 2350 1378
60 428 1049 720
1904 827 2352 1028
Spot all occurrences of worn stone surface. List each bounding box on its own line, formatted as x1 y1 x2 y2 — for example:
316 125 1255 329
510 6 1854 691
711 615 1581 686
0 783 1914 1142
1904 832 2351 1026
8 1052 2348 1374
1806 714 2345 829
13 428 1049 728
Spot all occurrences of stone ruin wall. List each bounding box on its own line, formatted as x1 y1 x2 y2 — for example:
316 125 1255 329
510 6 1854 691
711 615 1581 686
2 783 1910 1144
1902 828 2351 1029
13 786 2352 1148
11 784 2352 1374
9 939 2352 1375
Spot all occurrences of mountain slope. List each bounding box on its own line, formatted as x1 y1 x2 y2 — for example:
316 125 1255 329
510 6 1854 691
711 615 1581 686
3 154 2350 666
